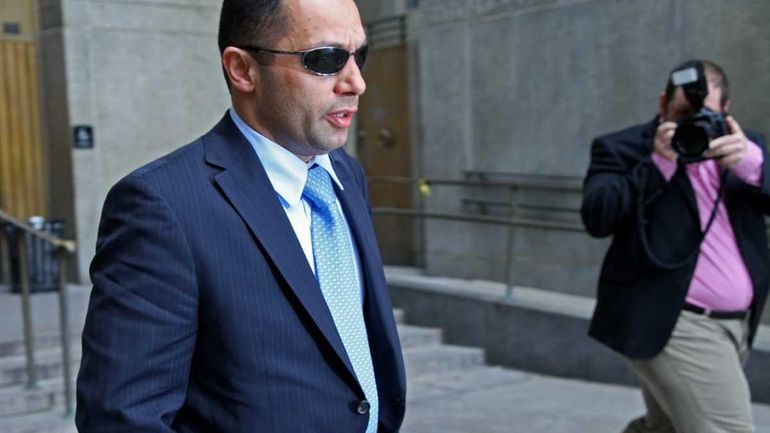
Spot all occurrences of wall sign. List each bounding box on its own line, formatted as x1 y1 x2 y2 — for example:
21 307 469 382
73 125 94 149
2 22 21 35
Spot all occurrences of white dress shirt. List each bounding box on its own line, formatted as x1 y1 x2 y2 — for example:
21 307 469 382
229 108 364 298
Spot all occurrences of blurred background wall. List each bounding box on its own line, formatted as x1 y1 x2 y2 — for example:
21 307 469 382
1 0 769 314
361 0 770 304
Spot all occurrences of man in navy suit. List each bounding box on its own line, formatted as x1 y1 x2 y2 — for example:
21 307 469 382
75 0 406 431
582 60 770 432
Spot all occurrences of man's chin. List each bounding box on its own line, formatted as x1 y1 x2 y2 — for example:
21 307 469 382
312 138 348 155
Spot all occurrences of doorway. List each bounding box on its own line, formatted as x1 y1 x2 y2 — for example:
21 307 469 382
0 1 47 219
358 16 415 266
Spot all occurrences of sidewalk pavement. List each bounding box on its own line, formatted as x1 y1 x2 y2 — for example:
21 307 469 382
404 367 770 433
6 365 770 433
2 284 769 432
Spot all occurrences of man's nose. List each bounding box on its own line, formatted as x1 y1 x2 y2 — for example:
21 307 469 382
334 55 367 96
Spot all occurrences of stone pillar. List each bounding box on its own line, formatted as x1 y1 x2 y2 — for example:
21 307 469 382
38 0 229 283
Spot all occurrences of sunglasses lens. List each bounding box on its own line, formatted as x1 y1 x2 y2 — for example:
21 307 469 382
354 45 368 70
303 48 349 74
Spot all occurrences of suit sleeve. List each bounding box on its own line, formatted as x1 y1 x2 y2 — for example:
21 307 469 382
747 132 770 215
76 176 198 433
581 137 668 238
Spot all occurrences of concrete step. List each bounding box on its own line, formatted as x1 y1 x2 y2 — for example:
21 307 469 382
397 324 442 349
0 376 75 417
0 383 56 418
0 286 91 347
0 348 81 387
0 409 76 433
406 365 531 403
0 331 82 358
393 308 405 324
385 266 770 403
403 344 485 380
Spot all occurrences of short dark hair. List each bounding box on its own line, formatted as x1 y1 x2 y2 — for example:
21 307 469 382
218 0 286 87
218 0 285 53
664 59 730 108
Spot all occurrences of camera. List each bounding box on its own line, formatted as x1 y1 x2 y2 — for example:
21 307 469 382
668 62 730 160
671 107 729 158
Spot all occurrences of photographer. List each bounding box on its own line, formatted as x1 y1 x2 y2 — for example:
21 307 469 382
581 60 770 433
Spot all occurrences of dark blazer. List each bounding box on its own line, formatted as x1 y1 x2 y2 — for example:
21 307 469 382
581 117 770 359
75 113 406 432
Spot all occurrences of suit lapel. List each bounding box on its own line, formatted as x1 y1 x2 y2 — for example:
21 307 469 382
671 165 700 222
642 118 700 221
204 114 357 380
331 153 403 364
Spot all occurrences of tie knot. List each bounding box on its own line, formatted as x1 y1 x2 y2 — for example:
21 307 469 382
303 165 337 209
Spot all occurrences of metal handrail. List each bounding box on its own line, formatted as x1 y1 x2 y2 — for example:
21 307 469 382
461 198 579 215
368 175 582 191
0 209 77 416
369 176 583 193
465 170 583 192
0 210 76 253
368 175 586 298
373 207 584 231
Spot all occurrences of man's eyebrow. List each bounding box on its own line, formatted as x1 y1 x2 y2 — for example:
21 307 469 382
307 39 369 49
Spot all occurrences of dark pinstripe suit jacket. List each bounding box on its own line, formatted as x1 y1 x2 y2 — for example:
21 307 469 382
75 113 406 432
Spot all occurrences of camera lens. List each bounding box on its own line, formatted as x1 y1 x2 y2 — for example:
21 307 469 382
671 123 709 158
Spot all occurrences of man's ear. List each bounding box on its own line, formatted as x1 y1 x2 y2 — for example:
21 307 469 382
222 47 257 93
658 92 668 118
723 99 732 114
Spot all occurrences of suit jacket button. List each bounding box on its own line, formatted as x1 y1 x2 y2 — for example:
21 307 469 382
356 400 370 415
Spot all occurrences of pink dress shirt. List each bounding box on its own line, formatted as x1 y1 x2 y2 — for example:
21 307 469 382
651 140 764 311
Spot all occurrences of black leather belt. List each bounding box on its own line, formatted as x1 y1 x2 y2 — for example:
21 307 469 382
683 302 749 320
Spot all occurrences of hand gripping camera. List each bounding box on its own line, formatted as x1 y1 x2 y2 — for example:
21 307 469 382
669 62 729 161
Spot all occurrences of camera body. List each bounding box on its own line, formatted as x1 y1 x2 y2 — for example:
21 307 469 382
667 62 729 161
671 107 729 159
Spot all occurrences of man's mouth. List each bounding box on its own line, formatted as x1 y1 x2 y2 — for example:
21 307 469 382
326 109 357 129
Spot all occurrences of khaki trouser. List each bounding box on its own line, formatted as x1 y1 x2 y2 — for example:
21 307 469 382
622 310 754 433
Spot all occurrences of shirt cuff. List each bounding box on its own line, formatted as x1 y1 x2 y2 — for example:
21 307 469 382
731 140 764 187
651 152 677 181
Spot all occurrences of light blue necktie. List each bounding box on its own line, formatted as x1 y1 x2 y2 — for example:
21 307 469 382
303 164 378 433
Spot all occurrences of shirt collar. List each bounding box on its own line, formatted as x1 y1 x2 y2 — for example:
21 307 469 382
229 108 344 208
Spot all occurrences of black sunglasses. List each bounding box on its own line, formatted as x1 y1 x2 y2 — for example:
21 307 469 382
239 45 369 76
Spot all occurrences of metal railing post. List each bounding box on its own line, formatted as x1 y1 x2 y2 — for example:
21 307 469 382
17 234 38 388
416 179 433 269
56 249 74 415
0 209 78 417
0 225 7 285
504 186 519 299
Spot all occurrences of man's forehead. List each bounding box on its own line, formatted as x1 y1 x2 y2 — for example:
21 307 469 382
704 77 723 100
283 0 363 30
280 0 365 47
